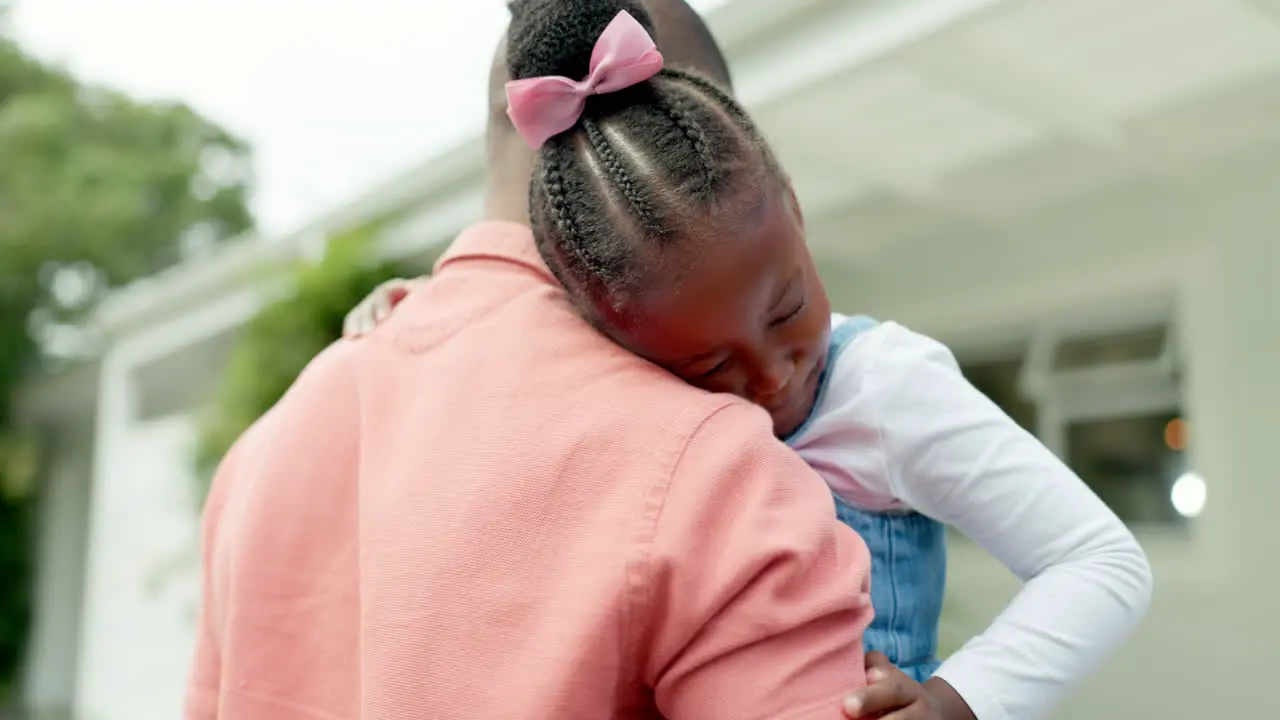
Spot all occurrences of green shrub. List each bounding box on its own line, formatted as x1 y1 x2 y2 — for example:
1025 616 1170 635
194 223 420 497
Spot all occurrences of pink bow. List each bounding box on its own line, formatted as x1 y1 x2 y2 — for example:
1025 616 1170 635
505 11 664 150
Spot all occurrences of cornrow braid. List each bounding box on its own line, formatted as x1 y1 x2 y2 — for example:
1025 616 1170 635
539 143 603 280
581 118 665 238
533 135 647 311
511 0 786 317
657 91 718 201
662 67 777 170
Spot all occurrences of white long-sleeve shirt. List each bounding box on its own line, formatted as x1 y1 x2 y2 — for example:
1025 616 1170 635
789 316 1153 720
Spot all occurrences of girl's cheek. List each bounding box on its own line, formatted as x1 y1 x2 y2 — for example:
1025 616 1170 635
686 374 742 398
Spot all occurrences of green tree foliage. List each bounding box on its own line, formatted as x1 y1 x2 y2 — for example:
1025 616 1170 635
194 223 416 493
0 30 253 698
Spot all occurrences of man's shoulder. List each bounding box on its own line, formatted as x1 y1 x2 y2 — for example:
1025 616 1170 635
253 338 365 444
565 368 781 482
557 346 750 439
491 310 766 466
282 338 362 399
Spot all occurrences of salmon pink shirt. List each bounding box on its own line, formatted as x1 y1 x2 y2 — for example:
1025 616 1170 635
186 222 873 720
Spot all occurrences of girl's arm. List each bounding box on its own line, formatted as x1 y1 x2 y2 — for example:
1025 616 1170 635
811 322 1153 720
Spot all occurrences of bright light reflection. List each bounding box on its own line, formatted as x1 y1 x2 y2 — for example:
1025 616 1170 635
1170 471 1206 518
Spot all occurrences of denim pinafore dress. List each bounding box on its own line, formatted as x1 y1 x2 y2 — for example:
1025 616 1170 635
785 316 946 683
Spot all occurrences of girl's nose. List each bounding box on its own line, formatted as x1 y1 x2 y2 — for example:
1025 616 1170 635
751 358 796 400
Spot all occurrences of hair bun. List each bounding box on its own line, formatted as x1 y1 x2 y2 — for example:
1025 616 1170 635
507 0 654 82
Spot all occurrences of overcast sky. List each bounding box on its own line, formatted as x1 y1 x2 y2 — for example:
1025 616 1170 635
11 0 727 237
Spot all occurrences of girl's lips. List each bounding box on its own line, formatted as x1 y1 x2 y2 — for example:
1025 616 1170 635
766 356 825 431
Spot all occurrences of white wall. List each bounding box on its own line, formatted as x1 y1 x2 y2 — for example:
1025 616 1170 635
73 414 201 720
820 183 1277 718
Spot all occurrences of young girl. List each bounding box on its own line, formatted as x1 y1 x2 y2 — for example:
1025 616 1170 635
345 2 1152 718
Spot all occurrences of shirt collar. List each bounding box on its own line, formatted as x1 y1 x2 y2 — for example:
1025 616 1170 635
434 221 555 282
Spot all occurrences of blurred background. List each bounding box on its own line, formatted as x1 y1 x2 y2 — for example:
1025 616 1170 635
2 0 1278 717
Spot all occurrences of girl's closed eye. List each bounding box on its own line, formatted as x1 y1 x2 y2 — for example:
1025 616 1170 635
696 357 731 378
771 296 807 327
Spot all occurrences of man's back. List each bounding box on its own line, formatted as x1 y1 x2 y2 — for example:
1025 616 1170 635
187 223 873 720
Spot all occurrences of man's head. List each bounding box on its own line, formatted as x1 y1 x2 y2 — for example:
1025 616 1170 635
492 0 831 438
483 0 733 224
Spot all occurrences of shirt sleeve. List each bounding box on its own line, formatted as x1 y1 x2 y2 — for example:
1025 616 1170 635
644 400 875 720
860 323 1153 720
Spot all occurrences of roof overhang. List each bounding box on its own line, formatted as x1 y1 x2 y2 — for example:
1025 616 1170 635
748 0 1280 262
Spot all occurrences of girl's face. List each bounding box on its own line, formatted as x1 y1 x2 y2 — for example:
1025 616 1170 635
599 181 831 437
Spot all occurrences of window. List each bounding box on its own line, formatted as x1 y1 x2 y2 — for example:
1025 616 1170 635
1065 412 1194 524
958 319 1200 528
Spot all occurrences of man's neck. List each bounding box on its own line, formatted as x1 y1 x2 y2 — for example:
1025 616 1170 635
483 133 535 225
482 184 531 225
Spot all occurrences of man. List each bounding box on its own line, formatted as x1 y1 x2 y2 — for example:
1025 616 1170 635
185 2 874 718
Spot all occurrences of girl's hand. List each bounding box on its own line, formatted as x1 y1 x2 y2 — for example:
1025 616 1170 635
343 278 412 339
843 652 973 720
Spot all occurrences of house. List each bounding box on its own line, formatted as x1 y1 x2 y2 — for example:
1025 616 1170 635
16 0 1280 717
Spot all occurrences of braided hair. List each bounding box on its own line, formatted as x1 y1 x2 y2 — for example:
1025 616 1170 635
508 0 782 318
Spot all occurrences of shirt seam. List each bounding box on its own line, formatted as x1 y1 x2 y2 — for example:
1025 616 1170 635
630 397 739 683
